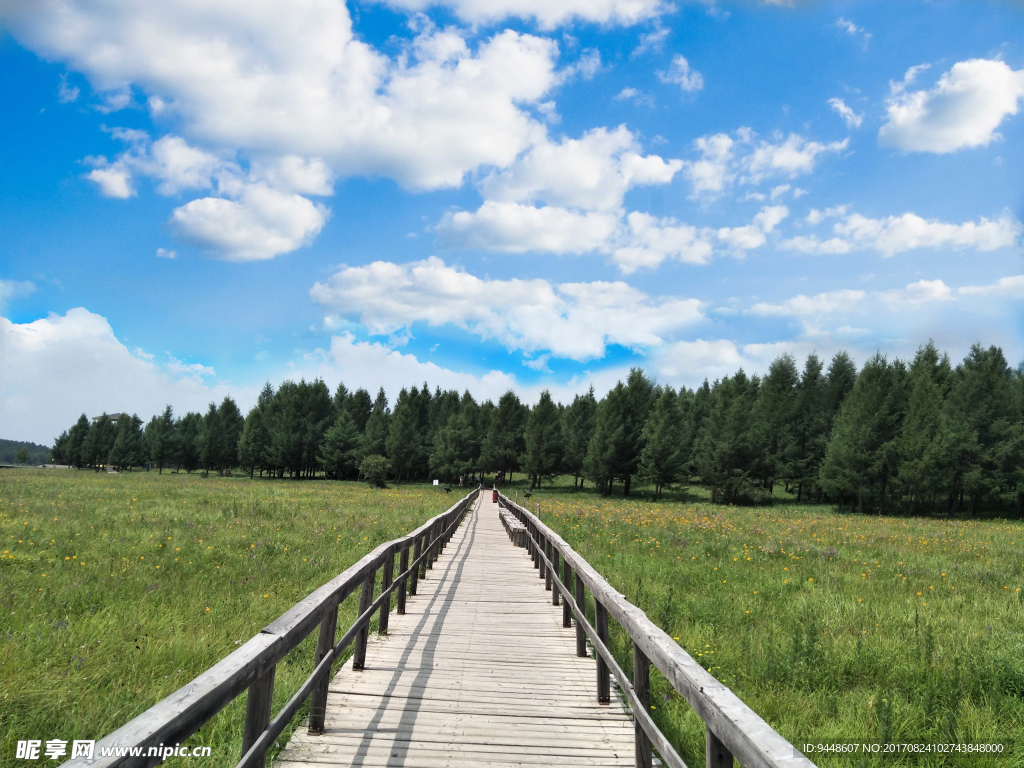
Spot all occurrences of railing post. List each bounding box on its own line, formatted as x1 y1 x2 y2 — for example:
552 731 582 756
425 528 435 572
562 559 573 627
241 665 275 768
307 605 337 735
352 569 375 670
379 550 394 635
550 545 559 603
596 599 610 704
706 727 734 768
633 642 652 768
539 534 547 581
532 527 540 569
398 546 409 614
411 536 421 594
575 572 587 657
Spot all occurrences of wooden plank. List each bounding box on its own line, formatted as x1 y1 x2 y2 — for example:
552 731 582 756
277 494 637 768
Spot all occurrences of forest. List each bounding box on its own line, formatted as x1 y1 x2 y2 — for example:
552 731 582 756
48 341 1023 517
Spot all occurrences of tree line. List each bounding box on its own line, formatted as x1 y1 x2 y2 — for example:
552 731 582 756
49 341 1023 516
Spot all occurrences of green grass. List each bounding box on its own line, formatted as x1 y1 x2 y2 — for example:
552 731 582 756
3 469 1023 767
518 475 1024 767
0 469 458 768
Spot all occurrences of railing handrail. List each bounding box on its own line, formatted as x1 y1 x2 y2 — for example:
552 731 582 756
499 493 815 768
63 489 480 768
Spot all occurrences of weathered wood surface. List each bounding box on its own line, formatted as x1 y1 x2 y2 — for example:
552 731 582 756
276 493 636 768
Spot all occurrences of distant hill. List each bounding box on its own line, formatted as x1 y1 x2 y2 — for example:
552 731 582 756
0 439 51 465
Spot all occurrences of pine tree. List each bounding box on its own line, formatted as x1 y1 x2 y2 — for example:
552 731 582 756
348 388 373 434
108 414 144 470
791 354 828 502
561 387 597 489
387 388 423 482
895 342 951 513
196 403 223 474
175 412 202 472
693 371 761 503
361 388 391 459
82 414 117 469
522 391 563 488
753 354 800 494
481 391 527 483
637 387 686 498
940 345 1023 514
819 354 907 514
319 409 361 480
65 414 91 467
218 396 245 470
238 407 271 478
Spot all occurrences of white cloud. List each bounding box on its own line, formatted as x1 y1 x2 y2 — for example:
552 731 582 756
170 184 330 262
57 73 79 103
377 0 666 28
787 207 1022 257
0 308 251 445
835 209 1022 256
657 55 703 93
877 279 953 310
614 87 655 107
155 248 177 259
612 212 714 272
632 24 669 57
959 274 1024 298
85 165 134 198
438 201 618 254
716 205 788 252
743 134 848 184
0 279 37 308
747 289 866 317
879 58 1024 153
478 126 681 212
835 17 870 48
7 4 576 256
652 339 748 383
309 256 705 361
682 128 847 198
780 235 852 255
828 97 863 129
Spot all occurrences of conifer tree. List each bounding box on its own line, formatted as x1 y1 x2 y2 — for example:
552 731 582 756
637 387 686 498
361 388 391 459
561 387 597 489
522 390 563 488
108 414 144 470
319 409 360 480
481 391 527 482
895 342 951 512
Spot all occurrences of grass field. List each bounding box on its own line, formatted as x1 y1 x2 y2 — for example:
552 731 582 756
3 469 1023 767
518 477 1024 767
0 469 458 768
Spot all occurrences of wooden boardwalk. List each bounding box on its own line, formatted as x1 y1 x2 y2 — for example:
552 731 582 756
275 493 636 768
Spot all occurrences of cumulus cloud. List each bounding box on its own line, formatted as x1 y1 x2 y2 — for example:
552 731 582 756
657 55 703 93
959 274 1024 298
828 97 863 129
835 17 870 48
716 205 788 252
877 279 954 310
438 201 618 254
478 126 682 213
612 212 713 272
784 207 1022 256
0 308 252 444
85 165 135 198
879 58 1024 153
747 289 866 317
682 128 847 198
309 256 705 361
170 184 330 262
5 3 579 256
376 0 667 29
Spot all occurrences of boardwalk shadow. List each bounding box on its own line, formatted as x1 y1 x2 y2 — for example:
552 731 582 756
339 501 480 767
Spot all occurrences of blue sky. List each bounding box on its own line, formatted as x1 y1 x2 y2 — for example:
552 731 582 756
1 0 1022 444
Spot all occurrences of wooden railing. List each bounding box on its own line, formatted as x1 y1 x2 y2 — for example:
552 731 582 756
63 489 480 768
498 493 815 768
